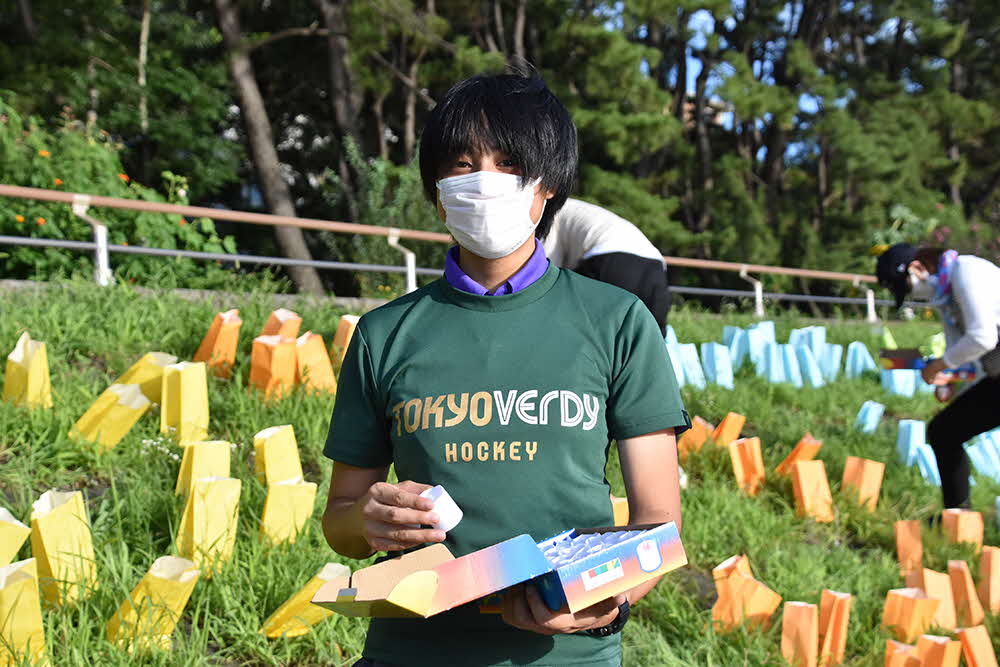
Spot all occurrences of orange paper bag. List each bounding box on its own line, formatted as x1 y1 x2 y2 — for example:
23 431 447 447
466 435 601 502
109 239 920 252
885 640 920 667
330 314 359 365
712 412 745 447
250 335 296 400
729 437 765 496
948 559 984 627
677 416 712 461
941 509 983 552
905 568 956 631
882 588 940 643
775 433 822 477
818 589 851 667
895 520 922 575
792 460 834 523
916 634 961 667
194 309 242 378
294 332 337 394
977 545 1000 614
956 625 999 667
841 456 884 511
260 308 301 339
781 601 818 667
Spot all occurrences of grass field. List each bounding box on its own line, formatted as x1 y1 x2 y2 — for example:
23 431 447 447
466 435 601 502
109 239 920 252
2 281 998 666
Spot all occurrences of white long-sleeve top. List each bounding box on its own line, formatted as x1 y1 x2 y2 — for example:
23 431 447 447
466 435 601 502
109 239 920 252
543 198 665 270
939 255 1000 367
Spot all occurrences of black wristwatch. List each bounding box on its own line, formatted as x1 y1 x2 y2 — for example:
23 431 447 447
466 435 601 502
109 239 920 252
585 599 630 637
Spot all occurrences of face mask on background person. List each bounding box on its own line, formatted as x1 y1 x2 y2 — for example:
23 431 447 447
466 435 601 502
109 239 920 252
437 171 543 259
908 269 936 300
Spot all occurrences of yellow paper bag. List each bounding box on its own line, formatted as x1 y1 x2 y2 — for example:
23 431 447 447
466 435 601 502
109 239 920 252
259 563 350 638
253 425 303 486
30 490 97 605
2 332 52 409
70 383 151 450
160 362 209 443
194 309 242 378
176 477 241 575
295 332 337 394
260 308 302 339
0 558 46 667
175 441 232 497
106 556 200 651
260 480 317 545
0 508 30 568
115 352 178 404
330 314 359 366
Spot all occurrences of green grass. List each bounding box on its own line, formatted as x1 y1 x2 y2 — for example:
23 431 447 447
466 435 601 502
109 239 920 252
1 281 997 666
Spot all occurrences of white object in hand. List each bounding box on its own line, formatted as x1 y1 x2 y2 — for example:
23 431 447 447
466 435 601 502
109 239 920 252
419 485 463 533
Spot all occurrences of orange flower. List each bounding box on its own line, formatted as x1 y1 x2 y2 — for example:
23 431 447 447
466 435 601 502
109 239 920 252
15 214 24 222
118 173 129 182
38 149 51 157
122 241 129 246
36 217 45 225
178 220 187 226
54 178 63 186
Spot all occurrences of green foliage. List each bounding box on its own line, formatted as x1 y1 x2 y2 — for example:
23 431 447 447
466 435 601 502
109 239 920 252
322 139 446 298
0 96 248 290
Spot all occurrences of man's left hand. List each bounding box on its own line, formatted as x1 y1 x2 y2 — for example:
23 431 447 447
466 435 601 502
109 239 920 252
501 584 625 636
921 358 949 385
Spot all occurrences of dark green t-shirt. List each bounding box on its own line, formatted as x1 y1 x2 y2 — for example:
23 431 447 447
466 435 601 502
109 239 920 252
325 264 688 667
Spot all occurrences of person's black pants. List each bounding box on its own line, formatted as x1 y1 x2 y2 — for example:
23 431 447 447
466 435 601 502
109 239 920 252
574 252 672 337
928 376 1000 508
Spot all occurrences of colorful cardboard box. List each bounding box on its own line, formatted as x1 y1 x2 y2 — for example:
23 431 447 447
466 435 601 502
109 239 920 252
312 522 685 618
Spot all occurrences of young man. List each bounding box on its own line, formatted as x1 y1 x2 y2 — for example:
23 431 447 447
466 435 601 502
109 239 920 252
876 243 1000 509
544 199 672 336
322 73 688 667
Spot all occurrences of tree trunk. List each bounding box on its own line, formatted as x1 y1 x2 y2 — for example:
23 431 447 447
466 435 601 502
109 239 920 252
215 0 325 295
693 60 714 236
513 0 526 64
316 0 362 221
374 92 389 160
17 0 38 41
137 0 152 183
403 53 424 162
493 0 507 56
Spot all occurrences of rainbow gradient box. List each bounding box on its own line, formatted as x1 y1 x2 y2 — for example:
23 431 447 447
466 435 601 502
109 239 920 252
534 522 686 612
311 523 685 618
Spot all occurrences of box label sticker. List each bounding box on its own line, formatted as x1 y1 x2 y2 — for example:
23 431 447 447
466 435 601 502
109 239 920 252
581 558 624 591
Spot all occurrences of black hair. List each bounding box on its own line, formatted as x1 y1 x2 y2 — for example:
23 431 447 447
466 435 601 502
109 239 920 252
914 246 947 274
418 72 578 240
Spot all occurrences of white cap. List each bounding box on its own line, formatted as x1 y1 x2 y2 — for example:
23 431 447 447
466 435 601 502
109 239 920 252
420 485 463 533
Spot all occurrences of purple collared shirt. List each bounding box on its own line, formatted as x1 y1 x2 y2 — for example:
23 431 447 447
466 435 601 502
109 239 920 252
444 241 549 295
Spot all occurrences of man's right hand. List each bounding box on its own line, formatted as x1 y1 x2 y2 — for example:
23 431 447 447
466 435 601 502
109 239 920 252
359 480 446 552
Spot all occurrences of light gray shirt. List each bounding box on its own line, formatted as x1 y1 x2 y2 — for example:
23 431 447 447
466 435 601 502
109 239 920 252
543 198 665 270
939 255 1000 367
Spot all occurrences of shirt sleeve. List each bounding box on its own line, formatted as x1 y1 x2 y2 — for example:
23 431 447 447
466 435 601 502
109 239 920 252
606 300 690 440
323 325 393 468
942 261 1000 367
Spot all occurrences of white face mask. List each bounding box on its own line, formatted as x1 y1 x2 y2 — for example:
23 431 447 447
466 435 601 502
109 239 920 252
908 269 935 300
437 171 542 259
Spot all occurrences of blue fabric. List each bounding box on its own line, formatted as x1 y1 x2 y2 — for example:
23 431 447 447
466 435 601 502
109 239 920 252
443 241 549 295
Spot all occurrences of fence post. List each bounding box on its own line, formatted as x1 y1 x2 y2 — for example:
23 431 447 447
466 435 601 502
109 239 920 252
387 229 417 294
72 195 113 286
739 266 764 318
854 277 878 323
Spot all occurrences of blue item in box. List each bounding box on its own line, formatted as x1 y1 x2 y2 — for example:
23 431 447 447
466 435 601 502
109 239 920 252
728 329 750 370
533 523 686 613
882 369 918 397
677 343 706 389
758 341 785 383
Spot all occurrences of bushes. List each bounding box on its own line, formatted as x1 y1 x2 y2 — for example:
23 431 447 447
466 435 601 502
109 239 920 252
0 96 244 289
